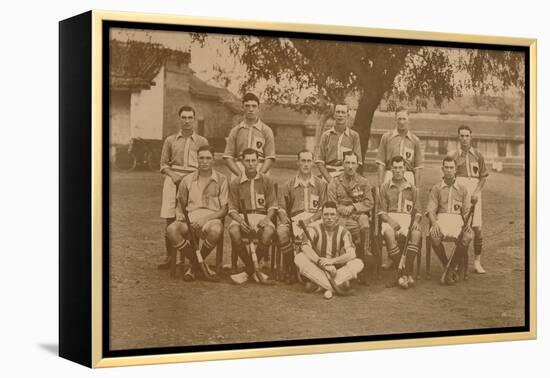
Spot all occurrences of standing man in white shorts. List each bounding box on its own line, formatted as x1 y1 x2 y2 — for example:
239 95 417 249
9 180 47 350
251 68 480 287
449 125 489 274
223 93 276 177
158 105 209 269
228 149 278 284
378 156 422 288
427 157 474 284
166 145 228 281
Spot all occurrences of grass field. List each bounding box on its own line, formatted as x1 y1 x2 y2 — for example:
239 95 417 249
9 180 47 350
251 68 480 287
109 163 526 350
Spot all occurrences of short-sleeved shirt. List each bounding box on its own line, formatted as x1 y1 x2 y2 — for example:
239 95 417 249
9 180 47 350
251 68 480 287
278 175 327 217
160 131 209 174
327 174 373 214
316 127 362 167
223 120 276 161
175 170 228 220
228 173 278 215
426 180 471 217
305 222 355 258
450 147 489 179
378 179 420 215
376 129 424 171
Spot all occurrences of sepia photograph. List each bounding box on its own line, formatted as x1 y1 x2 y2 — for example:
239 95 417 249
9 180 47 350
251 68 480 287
106 21 529 354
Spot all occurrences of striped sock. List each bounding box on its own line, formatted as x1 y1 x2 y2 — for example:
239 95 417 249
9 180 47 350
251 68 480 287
200 240 216 259
278 242 294 255
388 245 401 265
405 244 419 275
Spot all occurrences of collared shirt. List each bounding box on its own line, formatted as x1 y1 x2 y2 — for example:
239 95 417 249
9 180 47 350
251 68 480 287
160 131 209 173
223 119 276 161
376 129 424 171
228 172 278 214
175 170 229 219
305 222 354 258
378 179 420 215
426 179 471 217
450 147 489 179
278 175 327 216
316 127 362 167
327 174 373 214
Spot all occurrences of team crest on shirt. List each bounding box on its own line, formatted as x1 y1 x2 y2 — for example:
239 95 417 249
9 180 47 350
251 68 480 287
471 162 479 176
310 194 320 210
404 199 413 213
452 200 463 214
404 147 414 161
252 136 265 151
351 186 364 200
256 193 266 208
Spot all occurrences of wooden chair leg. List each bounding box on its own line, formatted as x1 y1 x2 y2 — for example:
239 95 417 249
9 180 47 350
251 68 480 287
215 229 224 275
425 235 432 280
415 237 422 280
231 240 238 274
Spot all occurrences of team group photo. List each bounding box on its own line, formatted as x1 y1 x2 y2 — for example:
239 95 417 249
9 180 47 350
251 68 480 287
107 26 527 350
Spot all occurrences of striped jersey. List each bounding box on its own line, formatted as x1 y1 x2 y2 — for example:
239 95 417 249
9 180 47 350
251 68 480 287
304 221 355 258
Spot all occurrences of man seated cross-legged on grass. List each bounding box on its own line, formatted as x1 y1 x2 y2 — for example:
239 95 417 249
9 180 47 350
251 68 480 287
294 201 364 299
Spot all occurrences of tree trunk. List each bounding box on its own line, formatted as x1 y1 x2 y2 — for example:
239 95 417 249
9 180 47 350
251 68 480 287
352 91 385 162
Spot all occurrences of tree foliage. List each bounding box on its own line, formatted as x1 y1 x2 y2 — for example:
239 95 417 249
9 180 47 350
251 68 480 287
190 33 525 154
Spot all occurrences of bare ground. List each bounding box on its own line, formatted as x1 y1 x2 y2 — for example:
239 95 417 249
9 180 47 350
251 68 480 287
109 163 525 350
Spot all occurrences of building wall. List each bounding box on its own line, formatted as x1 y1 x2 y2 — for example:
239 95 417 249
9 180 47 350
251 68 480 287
272 124 306 155
109 90 131 146
130 67 164 140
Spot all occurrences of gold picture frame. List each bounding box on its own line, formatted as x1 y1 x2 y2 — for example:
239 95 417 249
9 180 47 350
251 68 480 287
59 10 536 368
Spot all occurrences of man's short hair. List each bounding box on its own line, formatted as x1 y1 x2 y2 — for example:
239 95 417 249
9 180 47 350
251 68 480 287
333 102 348 112
442 156 456 166
297 149 314 160
343 151 359 162
458 125 473 135
197 145 215 156
241 148 259 159
242 93 260 105
390 155 405 166
322 201 337 212
395 106 408 116
178 105 196 117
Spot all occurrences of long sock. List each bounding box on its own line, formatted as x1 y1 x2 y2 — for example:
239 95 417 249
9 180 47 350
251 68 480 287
404 243 419 275
388 245 401 266
200 239 216 260
256 242 270 262
236 243 254 275
433 244 448 267
474 237 483 256
174 240 190 264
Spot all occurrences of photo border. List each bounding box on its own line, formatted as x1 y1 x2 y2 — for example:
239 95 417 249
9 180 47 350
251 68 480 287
87 10 536 368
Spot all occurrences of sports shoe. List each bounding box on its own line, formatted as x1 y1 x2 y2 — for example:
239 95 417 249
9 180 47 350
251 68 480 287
474 258 486 274
183 268 195 282
230 271 249 284
398 275 409 289
407 275 415 287
305 281 320 293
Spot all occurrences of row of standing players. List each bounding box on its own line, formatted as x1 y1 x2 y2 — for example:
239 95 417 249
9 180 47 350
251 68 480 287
156 93 489 298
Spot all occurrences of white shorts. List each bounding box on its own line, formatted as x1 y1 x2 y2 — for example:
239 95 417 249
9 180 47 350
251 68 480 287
381 213 411 237
383 170 415 185
435 213 464 239
229 213 275 230
187 209 221 233
456 177 482 227
160 174 189 219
